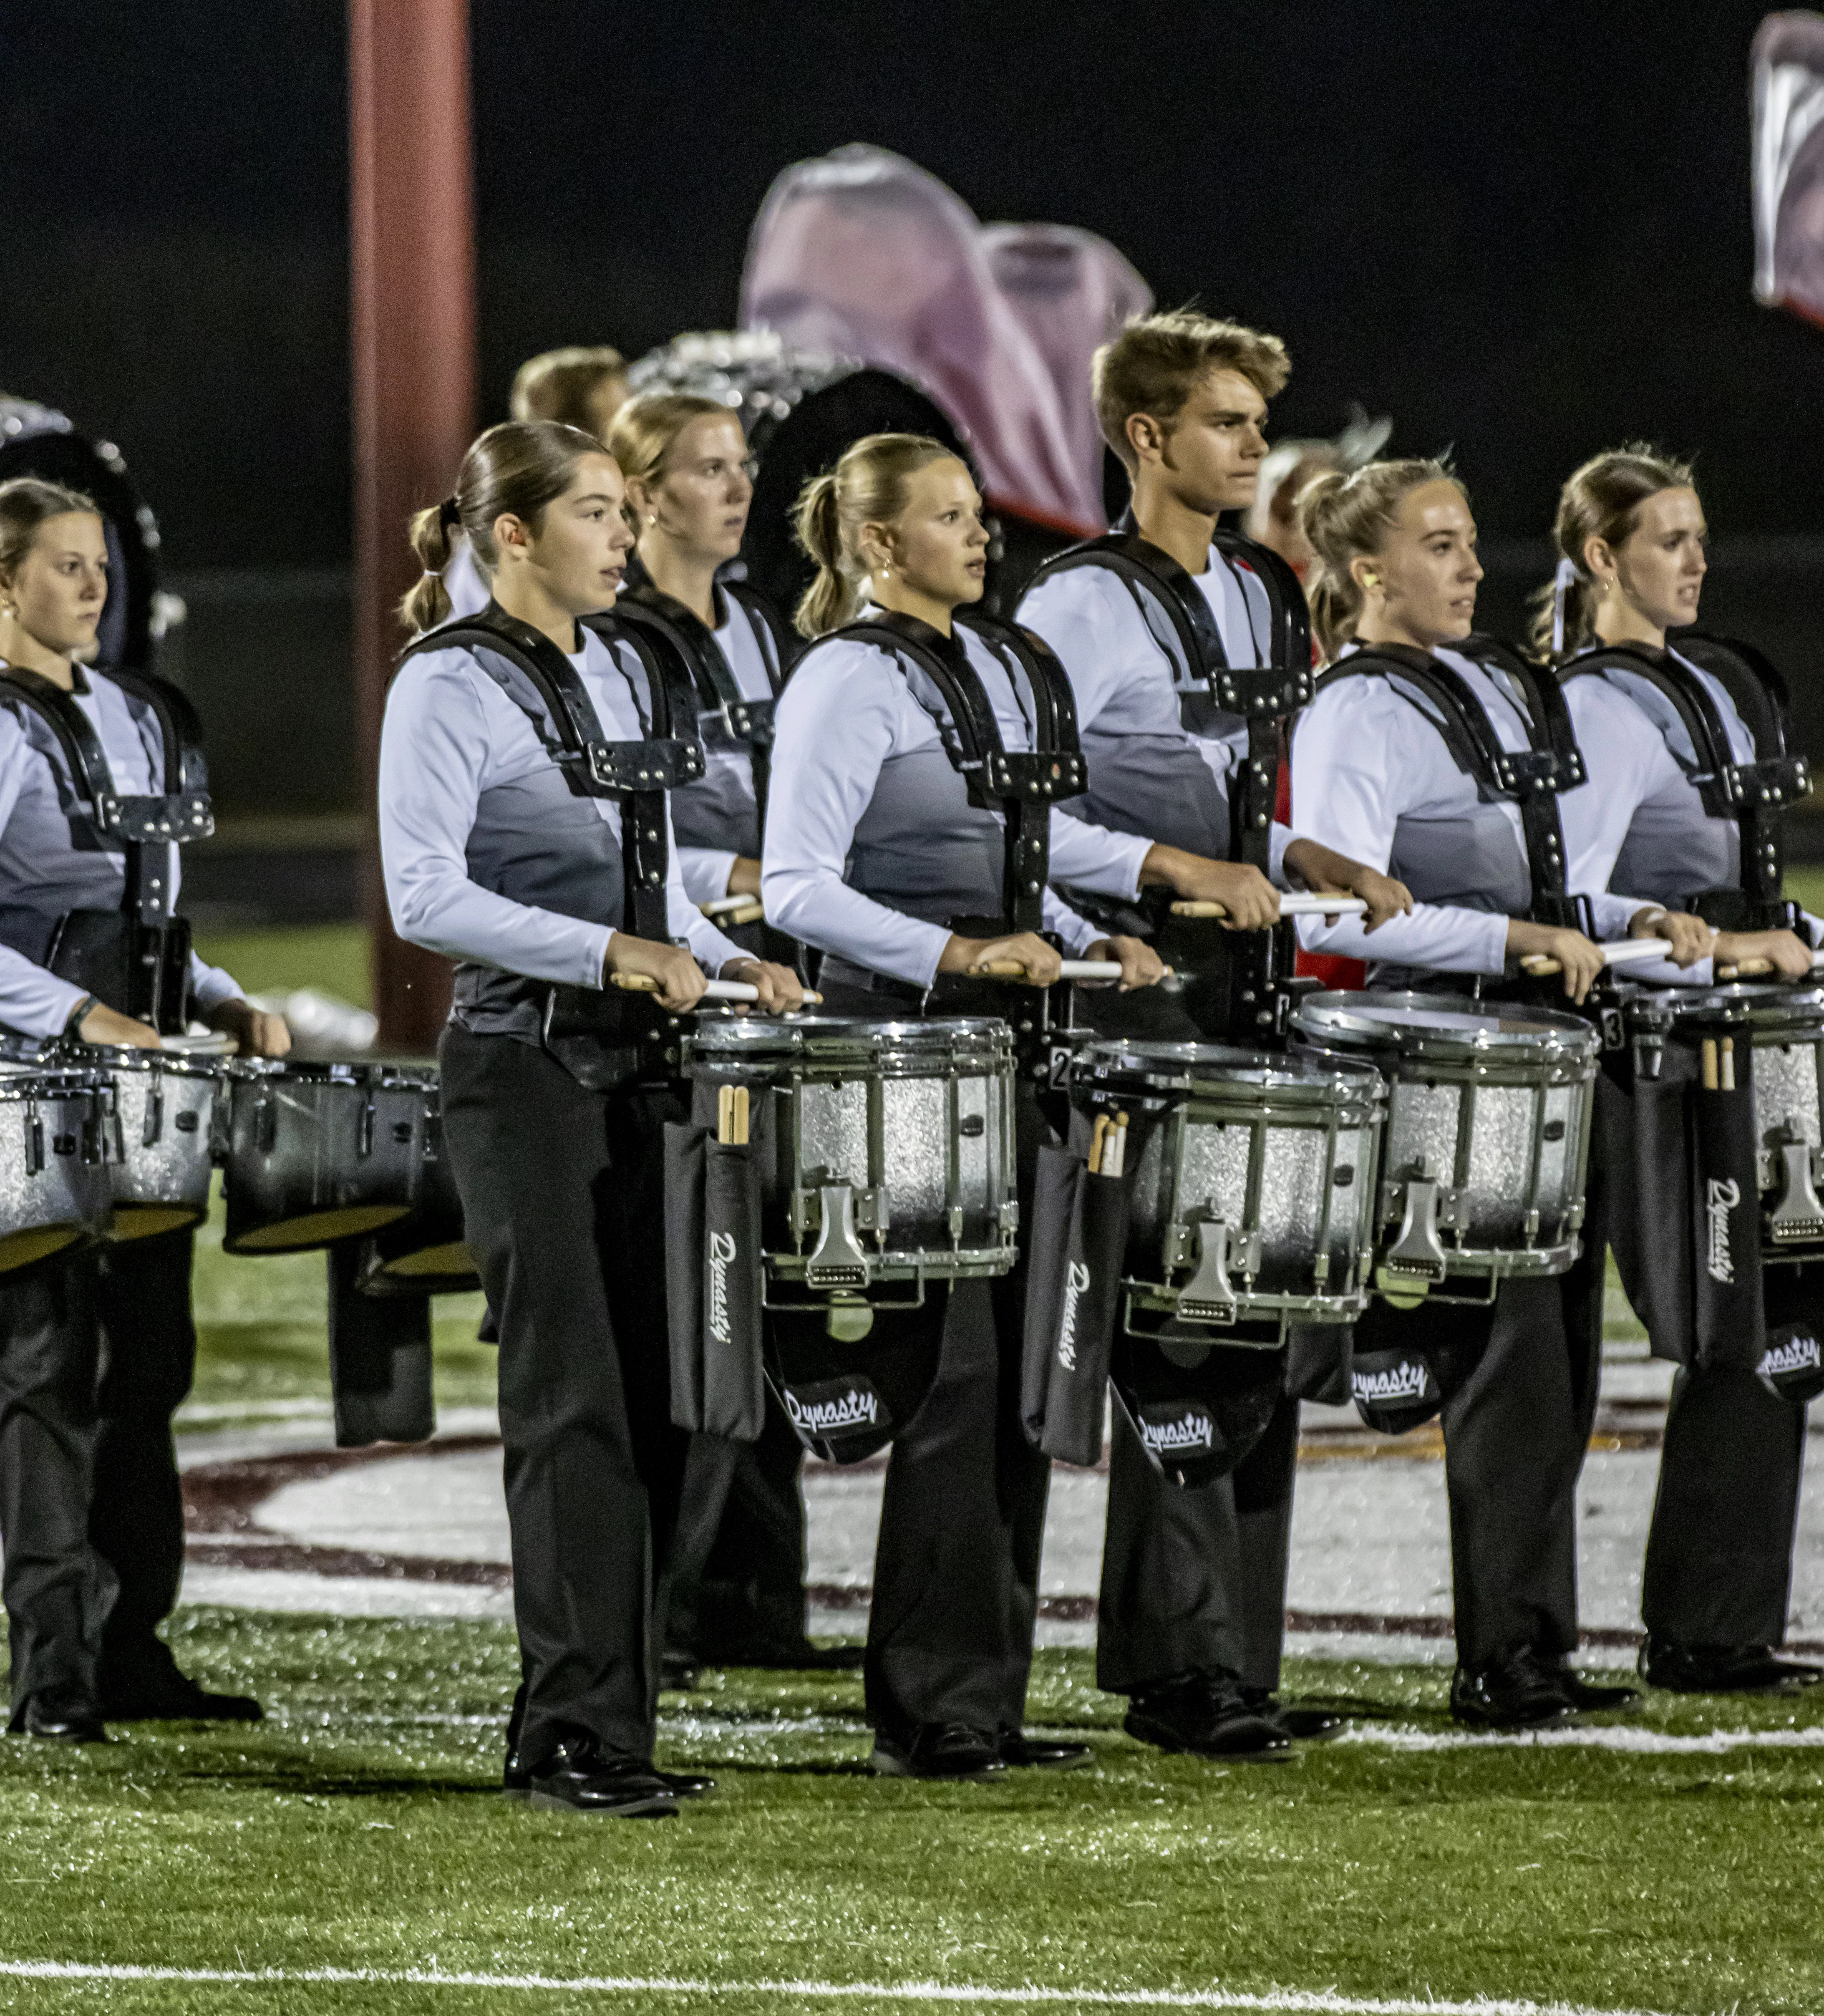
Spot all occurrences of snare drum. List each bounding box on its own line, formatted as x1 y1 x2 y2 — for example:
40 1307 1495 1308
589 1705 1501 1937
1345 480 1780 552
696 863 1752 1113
1069 1039 1386 1338
0 1069 112 1271
357 1091 479 1295
222 1061 435 1254
1293 992 1599 1290
81 1045 223 1240
1625 981 1824 1254
680 1016 1018 1304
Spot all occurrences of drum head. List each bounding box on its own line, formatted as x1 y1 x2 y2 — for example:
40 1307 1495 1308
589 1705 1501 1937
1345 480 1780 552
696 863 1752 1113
1076 1038 1380 1099
1295 990 1598 1062
0 399 159 669
686 1015 1008 1068
0 1225 88 1275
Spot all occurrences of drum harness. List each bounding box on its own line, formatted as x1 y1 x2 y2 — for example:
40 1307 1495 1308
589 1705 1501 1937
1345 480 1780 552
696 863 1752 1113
0 662 214 1035
397 602 705 1082
1022 522 1314 1045
604 568 795 837
825 605 1088 1081
1559 633 1812 935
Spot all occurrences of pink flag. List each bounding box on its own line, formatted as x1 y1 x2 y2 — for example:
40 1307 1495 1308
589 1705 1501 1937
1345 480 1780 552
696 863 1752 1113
741 145 1151 535
1753 11 1824 328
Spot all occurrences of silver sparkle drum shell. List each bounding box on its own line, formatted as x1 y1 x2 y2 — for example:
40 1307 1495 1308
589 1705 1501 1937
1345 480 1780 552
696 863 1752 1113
81 1045 223 1240
1623 981 1824 1249
682 1016 1019 1291
222 1061 437 1255
1293 992 1600 1283
0 1070 113 1272
1069 1039 1386 1332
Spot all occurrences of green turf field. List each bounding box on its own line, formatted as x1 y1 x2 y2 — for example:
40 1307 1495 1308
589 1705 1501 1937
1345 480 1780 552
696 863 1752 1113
2 1618 1824 2015
0 905 1796 2013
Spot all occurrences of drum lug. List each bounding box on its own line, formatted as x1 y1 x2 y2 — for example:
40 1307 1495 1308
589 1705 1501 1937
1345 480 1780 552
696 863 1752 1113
1384 1174 1451 1283
1175 1217 1238 1326
804 1183 872 1291
1768 1140 1824 1245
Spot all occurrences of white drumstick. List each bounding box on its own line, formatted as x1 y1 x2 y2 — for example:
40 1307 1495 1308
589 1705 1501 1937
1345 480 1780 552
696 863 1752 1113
1169 895 1368 920
700 894 765 922
971 959 1174 982
1519 939 1680 977
610 973 822 1005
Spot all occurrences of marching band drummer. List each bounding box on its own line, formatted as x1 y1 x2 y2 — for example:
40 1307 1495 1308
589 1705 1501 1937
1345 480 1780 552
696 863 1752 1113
607 390 849 1673
0 476 285 1740
765 431 1340 1780
1016 312 1414 1760
1541 446 1824 1696
380 420 803 1818
1290 457 1712 1728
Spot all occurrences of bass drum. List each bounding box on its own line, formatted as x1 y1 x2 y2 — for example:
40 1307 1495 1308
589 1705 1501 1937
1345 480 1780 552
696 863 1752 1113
627 335 997 618
0 398 161 670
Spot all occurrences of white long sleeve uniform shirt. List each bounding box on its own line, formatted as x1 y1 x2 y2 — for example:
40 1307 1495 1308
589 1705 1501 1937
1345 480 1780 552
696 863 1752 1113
1017 543 1296 882
379 627 742 985
763 616 1154 990
0 669 241 1038
1292 645 1645 973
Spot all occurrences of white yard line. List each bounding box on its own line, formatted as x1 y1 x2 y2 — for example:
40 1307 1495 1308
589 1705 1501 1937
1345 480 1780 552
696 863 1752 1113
0 1960 1676 2015
1342 1723 1824 1754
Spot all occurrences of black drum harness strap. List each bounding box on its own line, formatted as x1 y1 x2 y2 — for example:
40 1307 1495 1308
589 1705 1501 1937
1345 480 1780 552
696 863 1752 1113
1560 635 1811 933
603 578 792 838
1023 524 1314 1045
0 663 214 1033
828 607 1087 1068
399 603 705 1065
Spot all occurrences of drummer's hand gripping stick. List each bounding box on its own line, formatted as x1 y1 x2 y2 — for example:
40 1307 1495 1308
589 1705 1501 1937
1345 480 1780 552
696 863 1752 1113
611 972 823 1006
1167 894 1370 920
1518 937 1686 978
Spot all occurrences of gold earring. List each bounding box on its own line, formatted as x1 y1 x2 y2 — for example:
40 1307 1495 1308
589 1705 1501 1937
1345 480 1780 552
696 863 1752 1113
648 514 657 527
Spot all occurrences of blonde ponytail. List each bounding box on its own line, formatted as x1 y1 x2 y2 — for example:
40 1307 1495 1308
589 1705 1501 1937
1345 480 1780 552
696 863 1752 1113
399 503 455 636
789 432 957 638
1528 444 1696 660
1297 457 1461 662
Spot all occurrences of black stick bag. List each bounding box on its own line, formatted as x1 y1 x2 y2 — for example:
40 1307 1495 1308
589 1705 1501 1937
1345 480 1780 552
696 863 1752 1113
1020 1144 1130 1467
1603 1042 1698 1363
663 1116 767 1442
1687 1018 1765 1372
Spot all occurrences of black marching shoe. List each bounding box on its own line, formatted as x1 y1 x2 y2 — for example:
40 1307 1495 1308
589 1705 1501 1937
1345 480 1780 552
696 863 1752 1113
999 1729 1093 1770
1550 1663 1639 1713
506 1753 714 1800
870 1721 1006 1781
1124 1672 1291 1760
15 1693 107 1744
1450 1648 1579 1730
1639 1636 1824 1696
1240 1686 1347 1741
527 1737 679 1818
99 1653 262 1723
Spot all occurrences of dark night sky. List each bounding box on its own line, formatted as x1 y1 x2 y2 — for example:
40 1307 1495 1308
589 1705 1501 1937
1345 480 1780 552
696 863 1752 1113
3 0 1821 570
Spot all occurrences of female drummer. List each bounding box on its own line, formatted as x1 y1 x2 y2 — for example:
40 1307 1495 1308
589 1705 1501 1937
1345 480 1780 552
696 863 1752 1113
1542 446 1822 1696
0 475 286 1739
766 431 1373 1777
607 391 843 1672
1291 458 1711 1728
381 420 803 1816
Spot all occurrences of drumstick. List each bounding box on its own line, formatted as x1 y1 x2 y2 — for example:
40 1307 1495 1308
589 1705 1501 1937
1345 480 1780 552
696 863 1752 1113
701 898 765 926
1519 939 1680 977
1702 1037 1719 1091
733 1084 749 1146
969 959 1174 982
610 972 823 1005
1106 1110 1129 1179
1721 1036 1736 1092
1088 1113 1110 1175
717 1083 736 1144
1169 895 1369 920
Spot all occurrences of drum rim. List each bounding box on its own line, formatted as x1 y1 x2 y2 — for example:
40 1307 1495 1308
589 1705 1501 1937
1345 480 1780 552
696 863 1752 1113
1621 980 1824 1027
1074 1036 1383 1092
227 1057 438 1086
685 1014 1013 1055
1293 988 1600 1056
63 1043 224 1079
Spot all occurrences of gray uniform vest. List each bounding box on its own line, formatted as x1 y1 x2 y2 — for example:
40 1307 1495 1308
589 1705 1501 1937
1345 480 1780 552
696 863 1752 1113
448 645 630 1045
1610 776 1739 912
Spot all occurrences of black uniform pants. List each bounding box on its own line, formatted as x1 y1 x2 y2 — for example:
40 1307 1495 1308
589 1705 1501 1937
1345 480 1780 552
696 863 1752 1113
862 1077 1053 1744
1643 1366 1806 1646
668 1394 809 1658
1352 1164 1607 1671
438 1025 689 1767
1096 1391 1300 1695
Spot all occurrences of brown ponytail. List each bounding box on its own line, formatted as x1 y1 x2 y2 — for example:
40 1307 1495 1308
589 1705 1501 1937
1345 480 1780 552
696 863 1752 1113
1529 444 1696 660
398 419 608 635
790 432 957 638
1297 457 1462 662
